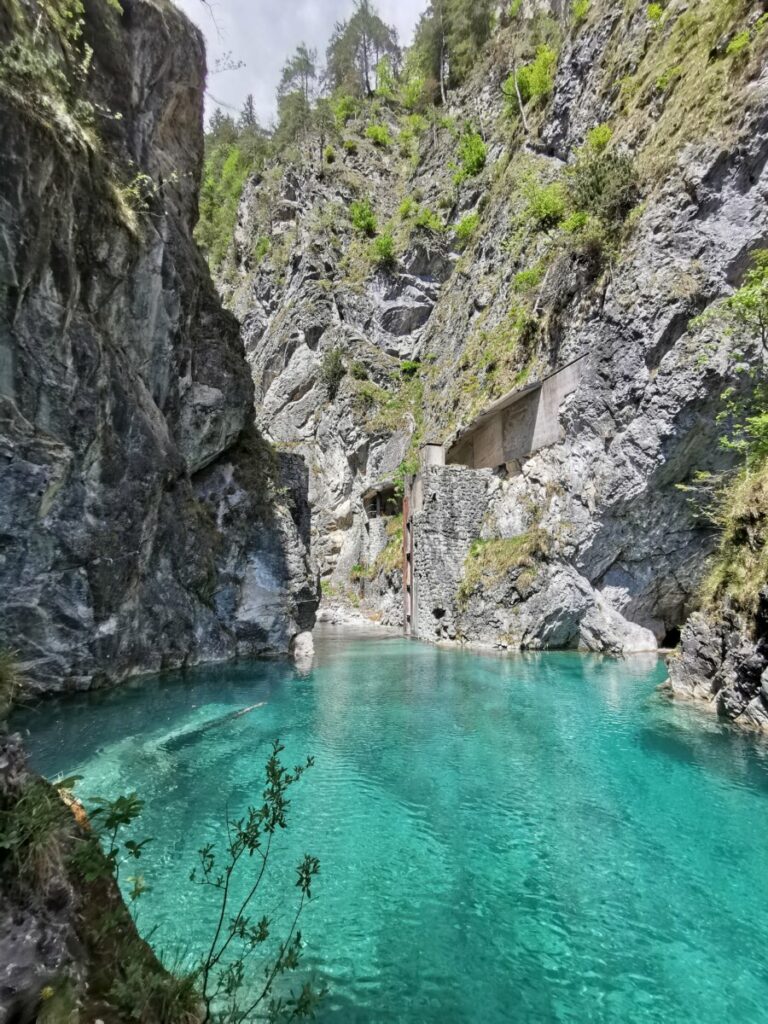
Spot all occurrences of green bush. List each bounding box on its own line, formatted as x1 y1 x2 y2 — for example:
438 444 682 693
370 232 397 270
414 207 444 233
656 64 684 92
333 94 359 126
320 348 346 400
567 149 639 226
647 3 664 22
400 360 420 378
455 212 480 246
0 649 20 720
399 197 417 219
343 138 358 155
455 130 487 183
513 266 545 291
586 123 613 151
350 361 369 380
726 31 750 58
324 145 336 164
350 198 378 236
572 0 590 23
522 179 566 231
252 237 270 264
516 45 558 104
366 123 391 148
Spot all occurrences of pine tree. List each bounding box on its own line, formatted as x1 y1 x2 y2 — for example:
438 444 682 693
325 0 399 97
238 94 258 130
278 43 317 105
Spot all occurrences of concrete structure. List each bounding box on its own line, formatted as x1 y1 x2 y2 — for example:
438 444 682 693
403 356 588 637
445 354 587 471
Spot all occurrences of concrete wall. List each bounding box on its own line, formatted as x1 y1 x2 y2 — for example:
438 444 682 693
447 356 586 470
408 465 496 641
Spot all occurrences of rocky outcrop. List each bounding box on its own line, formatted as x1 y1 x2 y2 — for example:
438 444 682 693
410 466 656 654
0 733 189 1024
0 0 317 692
667 596 768 729
220 1 768 658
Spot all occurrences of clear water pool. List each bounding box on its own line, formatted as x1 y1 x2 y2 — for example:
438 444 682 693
14 628 768 1023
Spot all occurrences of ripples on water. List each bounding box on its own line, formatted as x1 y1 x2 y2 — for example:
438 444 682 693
14 628 768 1024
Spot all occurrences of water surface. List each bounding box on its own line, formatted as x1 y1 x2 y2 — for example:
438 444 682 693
15 628 768 1023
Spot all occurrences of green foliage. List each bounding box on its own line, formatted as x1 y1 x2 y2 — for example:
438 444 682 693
365 123 391 147
647 3 664 22
457 531 550 607
522 178 567 231
0 0 126 144
326 1 400 96
368 514 404 578
400 360 420 378
0 777 69 884
655 64 684 92
400 72 428 111
191 739 323 1024
695 250 768 354
515 45 558 105
350 198 378 236
513 265 545 292
454 129 487 184
572 0 590 24
107 959 199 1024
333 94 360 126
413 206 444 233
252 237 270 264
350 360 369 380
71 792 150 892
370 232 397 269
343 138 359 154
320 348 347 400
375 55 396 99
197 118 269 272
586 123 613 151
566 147 639 227
399 197 417 219
508 0 523 17
394 456 421 499
324 144 336 164
703 461 768 617
726 31 751 58
455 212 480 246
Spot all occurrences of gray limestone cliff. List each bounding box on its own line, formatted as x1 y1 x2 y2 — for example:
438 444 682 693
0 0 318 694
216 0 768 680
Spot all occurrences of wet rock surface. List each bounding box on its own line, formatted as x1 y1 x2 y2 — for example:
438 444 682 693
668 596 768 730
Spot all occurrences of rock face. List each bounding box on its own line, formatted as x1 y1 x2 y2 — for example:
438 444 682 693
220 2 768 664
0 0 317 692
667 596 768 730
0 733 186 1023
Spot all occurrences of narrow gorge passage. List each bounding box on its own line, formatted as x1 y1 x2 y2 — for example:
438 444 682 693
3 0 768 1018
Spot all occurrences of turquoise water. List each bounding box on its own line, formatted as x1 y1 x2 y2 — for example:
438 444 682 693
13 628 768 1023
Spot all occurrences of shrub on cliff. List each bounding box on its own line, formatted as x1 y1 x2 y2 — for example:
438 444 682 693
567 148 639 226
454 129 487 184
370 232 397 270
350 199 378 236
321 348 347 400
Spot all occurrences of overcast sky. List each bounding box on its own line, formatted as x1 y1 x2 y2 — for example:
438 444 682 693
174 0 424 128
